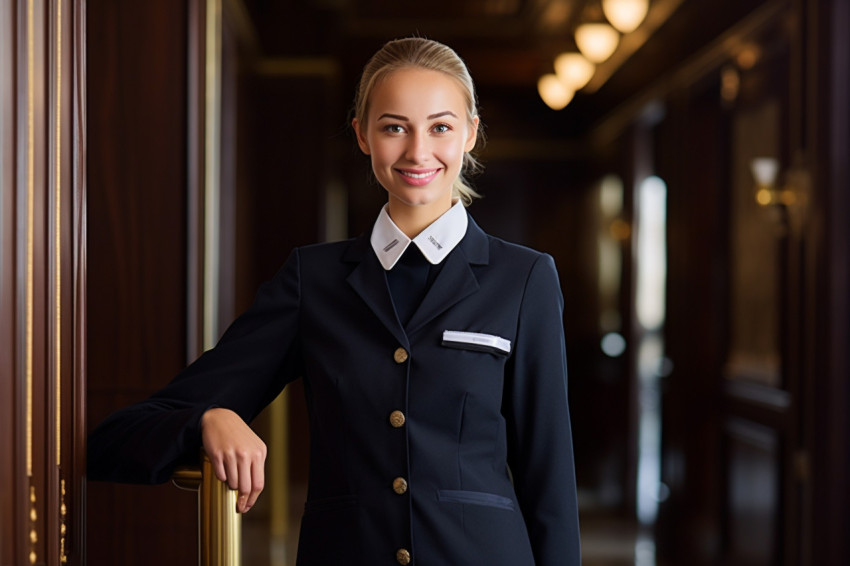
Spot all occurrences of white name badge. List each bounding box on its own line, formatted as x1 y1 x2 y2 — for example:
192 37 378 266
442 330 512 355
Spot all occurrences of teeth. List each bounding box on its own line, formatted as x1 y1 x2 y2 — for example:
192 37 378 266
400 170 436 179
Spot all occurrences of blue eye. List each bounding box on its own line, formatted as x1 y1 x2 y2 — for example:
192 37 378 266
433 124 450 133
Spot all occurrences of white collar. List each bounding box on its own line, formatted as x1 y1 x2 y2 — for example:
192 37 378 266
370 200 468 270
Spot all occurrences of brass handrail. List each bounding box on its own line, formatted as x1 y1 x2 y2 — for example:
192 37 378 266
173 453 242 566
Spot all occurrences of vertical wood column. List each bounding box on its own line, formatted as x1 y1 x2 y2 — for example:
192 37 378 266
84 1 197 565
0 0 86 564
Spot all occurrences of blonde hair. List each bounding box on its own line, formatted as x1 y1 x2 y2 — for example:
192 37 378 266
353 37 484 206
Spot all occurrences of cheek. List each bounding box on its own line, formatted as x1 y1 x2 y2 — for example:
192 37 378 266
439 139 467 166
369 141 399 168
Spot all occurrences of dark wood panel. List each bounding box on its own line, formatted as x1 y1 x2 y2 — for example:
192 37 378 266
723 419 781 565
85 0 196 564
655 81 730 563
810 0 850 562
0 2 18 564
70 0 88 560
1 2 86 564
234 73 329 491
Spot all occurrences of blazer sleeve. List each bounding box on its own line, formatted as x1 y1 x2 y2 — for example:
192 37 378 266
504 253 581 565
87 248 303 485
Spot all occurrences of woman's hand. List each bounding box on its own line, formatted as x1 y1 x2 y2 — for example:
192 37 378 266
201 408 267 513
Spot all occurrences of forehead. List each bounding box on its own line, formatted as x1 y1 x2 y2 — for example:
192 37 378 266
368 68 467 118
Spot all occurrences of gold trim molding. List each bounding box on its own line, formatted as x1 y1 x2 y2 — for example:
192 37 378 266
25 0 35 482
204 0 222 350
29 485 38 564
54 0 64 468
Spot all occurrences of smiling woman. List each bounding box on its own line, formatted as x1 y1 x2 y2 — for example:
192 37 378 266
352 38 485 207
87 36 580 566
352 67 479 236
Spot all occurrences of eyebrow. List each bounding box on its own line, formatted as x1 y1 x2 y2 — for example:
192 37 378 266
377 111 459 121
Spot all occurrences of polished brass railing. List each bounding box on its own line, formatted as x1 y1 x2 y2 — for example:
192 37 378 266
173 453 242 566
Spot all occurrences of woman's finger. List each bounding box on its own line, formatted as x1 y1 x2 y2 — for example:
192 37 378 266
210 451 228 484
246 452 266 511
237 451 253 513
223 451 240 492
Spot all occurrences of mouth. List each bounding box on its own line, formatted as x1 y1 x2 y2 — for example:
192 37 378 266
396 168 441 186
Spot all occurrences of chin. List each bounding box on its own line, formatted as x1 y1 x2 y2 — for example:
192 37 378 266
394 193 448 208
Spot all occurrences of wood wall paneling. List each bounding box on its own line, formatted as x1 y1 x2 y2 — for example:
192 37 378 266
235 70 333 557
1 1 18 564
85 1 196 564
811 0 850 562
655 82 729 563
1 1 85 564
654 3 838 564
724 419 781 564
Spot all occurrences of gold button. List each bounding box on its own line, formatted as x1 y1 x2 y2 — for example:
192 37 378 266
392 477 408 495
396 548 411 565
393 347 409 364
389 410 406 428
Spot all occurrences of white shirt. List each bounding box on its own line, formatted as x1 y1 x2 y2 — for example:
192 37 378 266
370 199 469 270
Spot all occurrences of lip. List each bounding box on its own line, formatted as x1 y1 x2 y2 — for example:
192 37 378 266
395 168 441 186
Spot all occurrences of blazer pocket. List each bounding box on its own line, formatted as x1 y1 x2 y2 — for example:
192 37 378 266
438 489 516 511
442 330 511 356
303 494 357 515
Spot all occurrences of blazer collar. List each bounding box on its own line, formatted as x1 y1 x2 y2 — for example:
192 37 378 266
344 211 490 341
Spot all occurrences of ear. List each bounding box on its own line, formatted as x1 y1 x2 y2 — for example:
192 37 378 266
352 118 371 155
464 115 480 153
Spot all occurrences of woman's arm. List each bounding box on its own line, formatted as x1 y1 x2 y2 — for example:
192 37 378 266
504 253 581 565
87 248 303 513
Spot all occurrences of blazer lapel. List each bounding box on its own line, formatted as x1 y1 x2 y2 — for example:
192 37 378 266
344 235 409 347
406 214 490 336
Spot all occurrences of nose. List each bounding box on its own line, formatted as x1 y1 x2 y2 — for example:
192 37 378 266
404 131 429 164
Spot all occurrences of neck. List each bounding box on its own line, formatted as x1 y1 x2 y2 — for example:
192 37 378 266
387 199 452 239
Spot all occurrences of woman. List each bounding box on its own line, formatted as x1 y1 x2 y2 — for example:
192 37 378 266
89 37 580 565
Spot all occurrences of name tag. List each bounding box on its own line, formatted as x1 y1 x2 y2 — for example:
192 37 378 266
442 330 511 355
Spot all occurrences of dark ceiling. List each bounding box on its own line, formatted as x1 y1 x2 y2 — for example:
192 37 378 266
236 0 770 140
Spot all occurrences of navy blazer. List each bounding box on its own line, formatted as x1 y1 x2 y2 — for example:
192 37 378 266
88 214 581 565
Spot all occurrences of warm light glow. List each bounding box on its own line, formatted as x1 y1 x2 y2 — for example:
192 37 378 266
736 43 762 69
609 218 631 241
750 157 779 187
602 0 650 33
538 74 575 110
554 52 595 90
756 188 774 206
721 66 740 102
575 23 620 63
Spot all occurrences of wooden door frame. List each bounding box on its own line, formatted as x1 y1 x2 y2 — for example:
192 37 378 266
807 0 850 562
0 0 86 564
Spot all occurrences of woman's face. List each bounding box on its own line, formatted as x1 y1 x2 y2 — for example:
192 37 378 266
353 67 478 215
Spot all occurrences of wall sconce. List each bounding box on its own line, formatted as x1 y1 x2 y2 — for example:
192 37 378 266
750 156 810 234
575 22 620 63
538 73 575 110
751 157 779 204
554 52 596 90
751 157 799 206
602 0 650 33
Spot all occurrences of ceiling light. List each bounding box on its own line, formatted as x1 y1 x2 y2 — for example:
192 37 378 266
538 74 575 110
575 23 620 64
554 52 595 90
602 0 650 33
